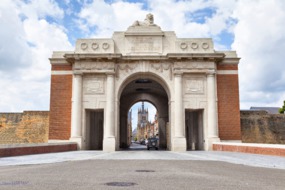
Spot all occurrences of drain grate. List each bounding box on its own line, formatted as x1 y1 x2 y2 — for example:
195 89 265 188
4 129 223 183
105 182 137 187
136 170 155 172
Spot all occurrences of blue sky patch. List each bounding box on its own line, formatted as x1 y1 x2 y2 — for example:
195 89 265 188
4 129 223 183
215 30 234 49
187 7 216 24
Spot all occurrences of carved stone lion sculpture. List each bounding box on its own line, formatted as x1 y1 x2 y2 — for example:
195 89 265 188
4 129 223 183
132 13 156 26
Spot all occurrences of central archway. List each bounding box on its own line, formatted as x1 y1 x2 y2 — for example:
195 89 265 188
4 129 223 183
118 73 170 150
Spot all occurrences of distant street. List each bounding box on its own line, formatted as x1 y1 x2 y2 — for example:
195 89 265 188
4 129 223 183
128 142 147 150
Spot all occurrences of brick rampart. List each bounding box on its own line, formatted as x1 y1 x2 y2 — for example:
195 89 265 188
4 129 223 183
241 111 285 144
0 111 49 144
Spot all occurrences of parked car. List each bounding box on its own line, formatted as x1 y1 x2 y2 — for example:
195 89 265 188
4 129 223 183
147 137 159 150
140 139 146 145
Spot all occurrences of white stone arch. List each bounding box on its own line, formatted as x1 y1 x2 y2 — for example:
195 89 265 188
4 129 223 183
116 71 172 101
115 71 171 150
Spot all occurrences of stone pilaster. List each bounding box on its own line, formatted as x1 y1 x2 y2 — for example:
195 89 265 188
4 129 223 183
103 72 116 152
172 72 186 151
207 70 220 150
70 72 83 148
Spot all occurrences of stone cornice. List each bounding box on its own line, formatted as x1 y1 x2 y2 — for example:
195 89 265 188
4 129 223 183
64 53 122 63
218 57 241 65
49 58 70 65
167 53 225 60
63 53 230 63
124 31 164 36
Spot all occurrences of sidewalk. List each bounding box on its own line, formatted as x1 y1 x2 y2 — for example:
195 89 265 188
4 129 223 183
1 150 285 169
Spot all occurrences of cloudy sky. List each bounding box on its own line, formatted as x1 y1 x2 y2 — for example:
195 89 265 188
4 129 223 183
1 0 285 125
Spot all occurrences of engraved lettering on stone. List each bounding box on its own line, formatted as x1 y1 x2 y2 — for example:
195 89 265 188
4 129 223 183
185 78 204 94
174 62 210 70
129 37 161 53
191 42 198 49
84 77 104 94
81 43 88 50
74 62 114 70
92 43 99 50
202 43 209 49
175 62 187 69
180 42 188 50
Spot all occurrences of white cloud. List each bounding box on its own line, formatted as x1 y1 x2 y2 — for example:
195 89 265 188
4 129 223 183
77 0 147 37
77 0 236 47
22 18 72 81
1 0 285 113
232 0 285 109
19 0 64 20
0 0 72 112
0 1 32 71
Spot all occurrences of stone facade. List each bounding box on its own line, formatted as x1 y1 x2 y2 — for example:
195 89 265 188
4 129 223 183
49 14 241 151
0 111 49 144
241 111 285 144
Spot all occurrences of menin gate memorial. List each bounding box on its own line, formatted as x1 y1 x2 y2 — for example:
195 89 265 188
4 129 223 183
49 14 241 151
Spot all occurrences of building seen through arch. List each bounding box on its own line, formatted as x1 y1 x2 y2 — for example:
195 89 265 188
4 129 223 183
48 14 241 151
136 102 159 143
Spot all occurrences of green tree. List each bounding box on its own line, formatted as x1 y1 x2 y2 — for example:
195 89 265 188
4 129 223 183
279 100 285 114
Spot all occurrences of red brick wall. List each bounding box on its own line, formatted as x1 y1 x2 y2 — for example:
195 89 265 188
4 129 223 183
213 143 285 157
0 143 77 157
217 65 241 140
49 65 72 140
52 65 73 71
217 64 238 70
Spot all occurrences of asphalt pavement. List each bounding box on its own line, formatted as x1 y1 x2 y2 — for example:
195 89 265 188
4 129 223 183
0 143 285 190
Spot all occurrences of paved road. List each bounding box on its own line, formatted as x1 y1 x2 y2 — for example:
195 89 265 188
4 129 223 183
1 149 285 189
0 158 285 190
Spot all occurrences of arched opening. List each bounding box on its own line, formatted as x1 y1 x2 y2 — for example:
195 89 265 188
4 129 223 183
119 76 169 150
124 101 158 150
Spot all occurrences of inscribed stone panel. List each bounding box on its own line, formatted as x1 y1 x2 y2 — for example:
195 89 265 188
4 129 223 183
83 75 105 94
126 36 162 54
184 77 205 94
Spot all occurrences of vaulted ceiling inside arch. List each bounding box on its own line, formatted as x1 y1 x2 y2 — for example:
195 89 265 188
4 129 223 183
120 78 169 114
120 79 168 100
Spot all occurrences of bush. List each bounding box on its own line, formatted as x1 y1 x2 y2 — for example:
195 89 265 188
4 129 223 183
279 100 285 114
